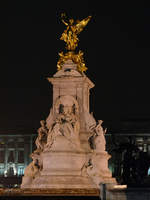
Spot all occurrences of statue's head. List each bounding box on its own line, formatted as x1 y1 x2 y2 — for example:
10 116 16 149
69 18 74 25
55 95 79 115
63 104 73 115
98 120 103 125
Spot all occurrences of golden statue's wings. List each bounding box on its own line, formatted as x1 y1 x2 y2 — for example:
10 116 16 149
75 16 92 34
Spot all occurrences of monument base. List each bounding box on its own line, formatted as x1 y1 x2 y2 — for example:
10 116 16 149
21 151 98 189
30 175 97 189
0 188 100 198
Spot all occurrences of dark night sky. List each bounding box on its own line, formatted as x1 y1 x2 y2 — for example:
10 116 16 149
0 1 150 131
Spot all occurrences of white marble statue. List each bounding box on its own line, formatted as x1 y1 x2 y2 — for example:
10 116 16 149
21 153 41 187
44 95 81 151
93 120 107 152
84 111 107 152
85 120 113 186
35 120 48 152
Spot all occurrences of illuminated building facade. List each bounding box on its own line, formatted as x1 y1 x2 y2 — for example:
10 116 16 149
0 129 36 187
0 134 35 176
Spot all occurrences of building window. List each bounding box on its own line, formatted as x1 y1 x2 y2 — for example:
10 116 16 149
17 142 24 148
0 166 4 175
8 151 15 163
18 151 24 163
0 141 5 147
18 166 24 176
0 151 4 163
8 142 14 148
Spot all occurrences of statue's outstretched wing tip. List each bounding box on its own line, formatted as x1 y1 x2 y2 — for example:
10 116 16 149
76 15 92 34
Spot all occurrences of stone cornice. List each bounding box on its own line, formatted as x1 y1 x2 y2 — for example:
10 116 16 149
47 76 95 89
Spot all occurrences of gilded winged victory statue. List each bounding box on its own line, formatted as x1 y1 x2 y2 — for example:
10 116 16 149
57 14 91 72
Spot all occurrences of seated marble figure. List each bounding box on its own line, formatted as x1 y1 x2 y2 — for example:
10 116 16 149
45 95 81 151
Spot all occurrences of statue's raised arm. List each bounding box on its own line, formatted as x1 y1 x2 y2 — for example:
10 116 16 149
61 13 69 26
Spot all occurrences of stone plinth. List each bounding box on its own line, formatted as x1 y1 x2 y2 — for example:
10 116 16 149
22 150 96 189
41 151 86 176
30 151 96 189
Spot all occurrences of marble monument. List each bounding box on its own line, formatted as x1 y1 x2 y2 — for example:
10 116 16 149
21 14 116 189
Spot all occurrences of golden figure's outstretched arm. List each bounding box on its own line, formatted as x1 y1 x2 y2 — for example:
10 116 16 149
61 13 69 26
75 16 92 34
61 19 68 26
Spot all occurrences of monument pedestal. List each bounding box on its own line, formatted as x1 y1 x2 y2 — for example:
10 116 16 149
21 60 116 190
22 150 97 189
30 151 96 189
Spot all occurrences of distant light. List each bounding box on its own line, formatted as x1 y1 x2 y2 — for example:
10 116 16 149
148 167 150 175
4 170 7 177
0 141 5 144
108 163 114 174
12 163 17 175
113 185 127 189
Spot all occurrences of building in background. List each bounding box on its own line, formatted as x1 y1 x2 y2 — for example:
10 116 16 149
106 119 150 185
0 120 37 188
0 134 35 176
